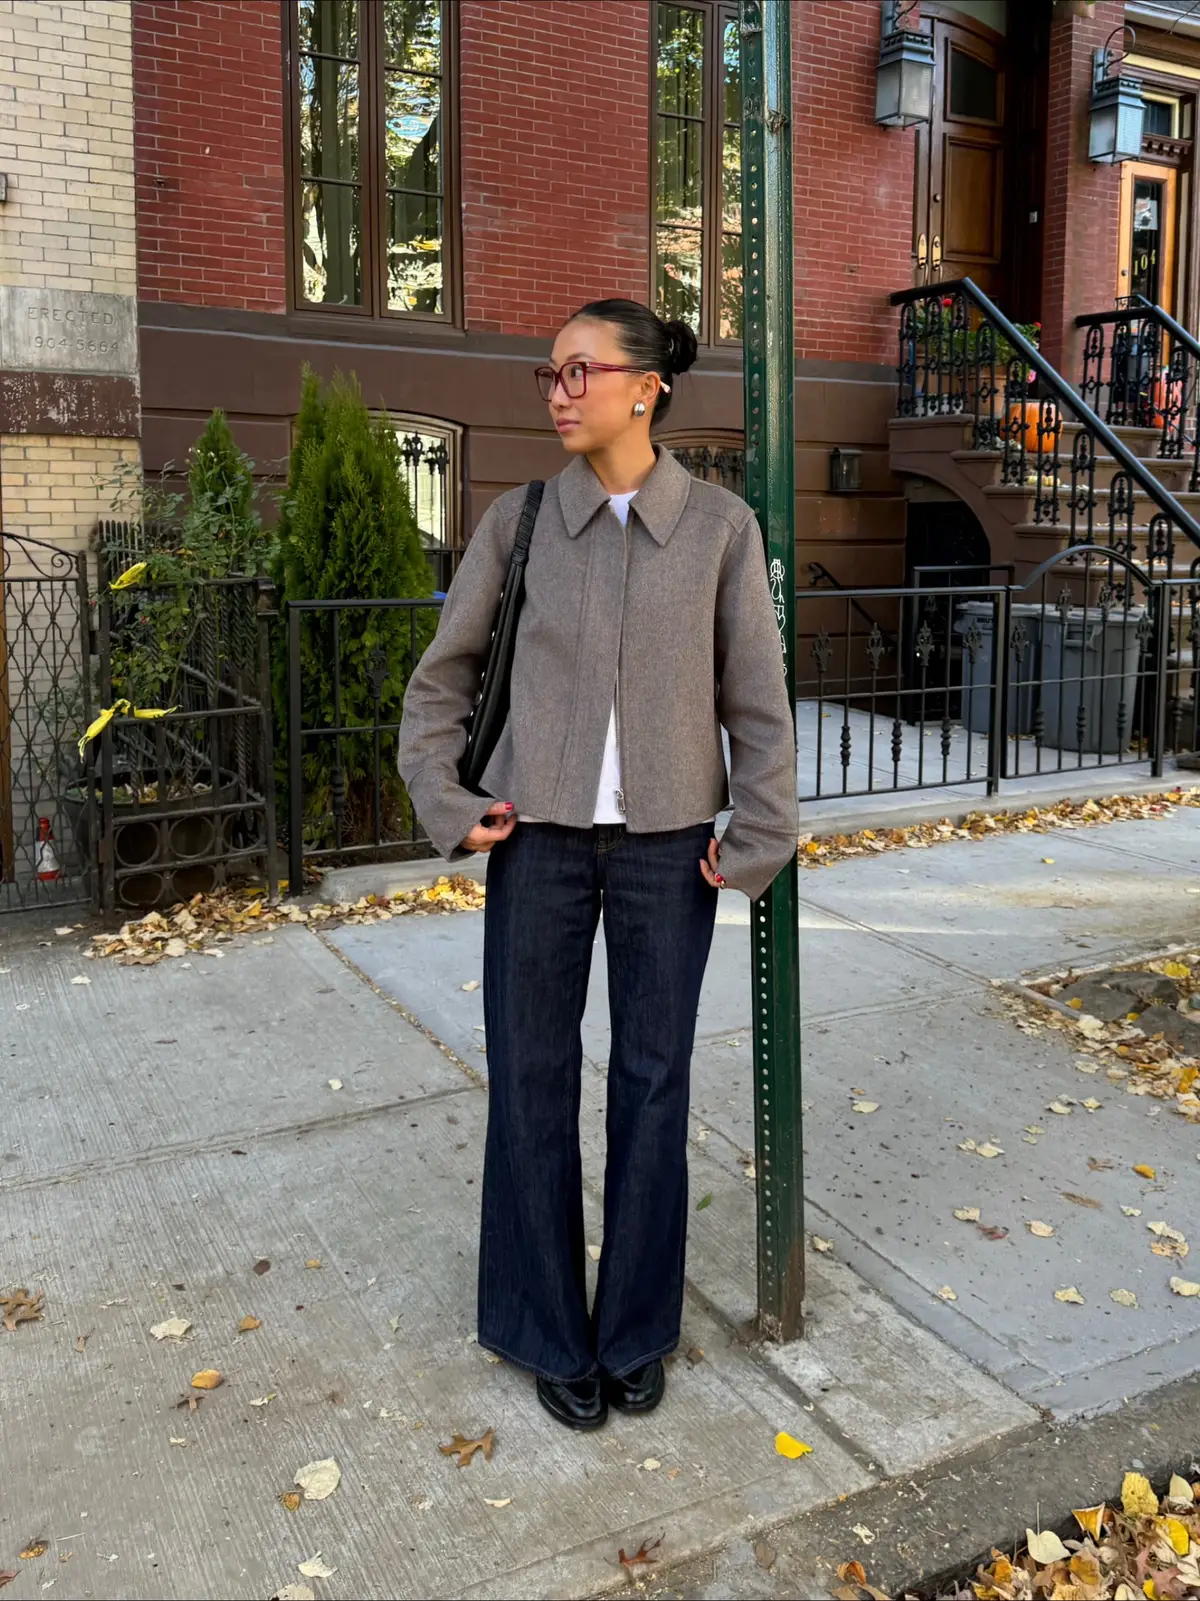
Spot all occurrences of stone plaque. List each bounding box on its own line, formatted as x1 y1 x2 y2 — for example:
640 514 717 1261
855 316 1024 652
0 287 137 377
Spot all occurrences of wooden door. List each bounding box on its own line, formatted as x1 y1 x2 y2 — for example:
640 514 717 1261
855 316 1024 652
914 17 1006 296
1117 161 1178 314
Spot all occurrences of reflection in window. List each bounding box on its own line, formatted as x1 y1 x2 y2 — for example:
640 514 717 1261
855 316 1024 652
294 0 449 317
654 2 741 344
298 0 362 305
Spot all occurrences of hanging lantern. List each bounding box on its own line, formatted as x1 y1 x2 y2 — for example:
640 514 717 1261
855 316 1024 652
1089 28 1145 164
874 1 934 129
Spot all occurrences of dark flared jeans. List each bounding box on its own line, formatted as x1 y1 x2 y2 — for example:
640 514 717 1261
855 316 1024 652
478 820 717 1381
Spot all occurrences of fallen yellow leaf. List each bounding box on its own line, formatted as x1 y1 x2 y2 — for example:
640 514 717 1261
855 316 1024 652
1134 1164 1157 1180
1055 1286 1085 1305
1028 1221 1054 1238
936 1285 958 1302
1168 1474 1195 1505
236 1315 261 1334
191 1369 222 1390
1122 1470 1158 1517
774 1431 812 1460
1073 1504 1105 1541
1110 1288 1138 1308
305 1258 323 1269
954 1207 981 1222
1026 1527 1069 1564
1164 1516 1190 1555
1170 1276 1200 1297
279 1491 301 1512
1161 961 1190 979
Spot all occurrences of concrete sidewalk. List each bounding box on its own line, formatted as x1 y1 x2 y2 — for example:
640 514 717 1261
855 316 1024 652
1 800 1198 1599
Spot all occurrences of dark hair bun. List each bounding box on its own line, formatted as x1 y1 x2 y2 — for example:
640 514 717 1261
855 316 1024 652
662 318 699 377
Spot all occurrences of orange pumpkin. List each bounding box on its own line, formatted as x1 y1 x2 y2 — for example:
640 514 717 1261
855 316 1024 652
1006 399 1059 455
1150 370 1183 429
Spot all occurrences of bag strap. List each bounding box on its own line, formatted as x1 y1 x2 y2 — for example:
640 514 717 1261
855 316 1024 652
509 480 544 569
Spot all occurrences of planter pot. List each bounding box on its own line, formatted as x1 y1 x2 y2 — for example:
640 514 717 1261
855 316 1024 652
63 768 267 909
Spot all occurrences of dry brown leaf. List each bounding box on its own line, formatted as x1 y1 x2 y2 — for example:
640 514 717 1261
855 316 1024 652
837 1561 867 1585
0 1572 17 1588
279 1491 301 1513
812 1235 834 1253
175 1393 201 1414
618 1536 664 1572
75 1332 89 1353
191 1368 223 1390
150 1317 192 1341
1028 1220 1055 1237
253 1258 271 1275
2 1288 44 1333
19 1541 48 1561
236 1315 261 1334
954 1207 981 1222
439 1428 495 1468
1062 1191 1103 1210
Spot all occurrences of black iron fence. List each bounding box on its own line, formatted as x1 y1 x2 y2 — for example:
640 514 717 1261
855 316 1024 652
894 278 1200 581
85 575 279 911
1077 295 1200 489
284 597 443 890
0 532 94 912
797 546 1197 802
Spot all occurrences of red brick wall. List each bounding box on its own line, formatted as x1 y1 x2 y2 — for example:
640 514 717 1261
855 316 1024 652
1039 2 1123 377
133 0 287 311
791 0 915 365
458 0 650 336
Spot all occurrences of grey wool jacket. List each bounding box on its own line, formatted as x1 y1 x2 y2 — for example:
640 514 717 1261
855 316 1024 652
397 446 799 900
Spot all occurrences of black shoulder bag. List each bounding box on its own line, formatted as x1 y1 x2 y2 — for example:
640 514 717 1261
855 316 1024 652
457 480 545 795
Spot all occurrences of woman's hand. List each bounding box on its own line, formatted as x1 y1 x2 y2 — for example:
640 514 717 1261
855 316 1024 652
698 836 726 889
461 800 517 853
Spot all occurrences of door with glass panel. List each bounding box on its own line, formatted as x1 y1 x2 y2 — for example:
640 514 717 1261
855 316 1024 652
1117 161 1177 315
653 1 742 343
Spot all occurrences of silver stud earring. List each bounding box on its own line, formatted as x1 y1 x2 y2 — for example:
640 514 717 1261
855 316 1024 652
633 401 647 417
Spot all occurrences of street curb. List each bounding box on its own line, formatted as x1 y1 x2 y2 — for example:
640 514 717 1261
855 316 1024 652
302 768 1197 904
799 766 1197 840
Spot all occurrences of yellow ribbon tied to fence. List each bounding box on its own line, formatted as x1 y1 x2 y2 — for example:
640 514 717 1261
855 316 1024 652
110 561 148 590
77 699 179 759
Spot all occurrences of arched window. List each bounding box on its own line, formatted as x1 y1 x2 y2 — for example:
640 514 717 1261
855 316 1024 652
387 415 462 592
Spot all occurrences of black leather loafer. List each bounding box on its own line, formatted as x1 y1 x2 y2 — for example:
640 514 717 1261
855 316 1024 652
602 1358 665 1413
536 1373 608 1431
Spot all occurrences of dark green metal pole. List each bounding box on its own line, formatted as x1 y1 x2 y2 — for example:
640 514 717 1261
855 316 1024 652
740 0 804 1341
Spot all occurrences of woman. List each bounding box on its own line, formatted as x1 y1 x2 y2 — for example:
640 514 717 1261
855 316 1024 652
398 298 797 1431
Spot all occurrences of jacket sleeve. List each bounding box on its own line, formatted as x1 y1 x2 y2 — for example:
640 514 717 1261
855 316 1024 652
713 511 800 900
397 488 524 861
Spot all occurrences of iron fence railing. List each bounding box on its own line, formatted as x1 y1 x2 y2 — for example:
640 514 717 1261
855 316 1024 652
1077 295 1200 491
893 277 1200 581
0 531 94 912
284 596 444 891
796 547 1197 802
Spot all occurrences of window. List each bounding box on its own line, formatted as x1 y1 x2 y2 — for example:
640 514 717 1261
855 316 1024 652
292 0 454 319
653 2 742 343
389 416 462 592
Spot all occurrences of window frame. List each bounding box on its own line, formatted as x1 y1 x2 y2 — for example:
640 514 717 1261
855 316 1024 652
284 0 460 325
651 0 742 348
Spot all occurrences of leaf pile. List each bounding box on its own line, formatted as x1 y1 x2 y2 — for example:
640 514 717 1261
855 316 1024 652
85 876 486 966
947 1471 1199 1599
798 789 1200 871
1015 952 1200 1127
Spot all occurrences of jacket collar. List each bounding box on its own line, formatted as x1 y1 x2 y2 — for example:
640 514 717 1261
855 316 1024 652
557 446 692 547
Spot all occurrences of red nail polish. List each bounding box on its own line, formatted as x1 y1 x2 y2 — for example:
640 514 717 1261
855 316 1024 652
504 803 514 812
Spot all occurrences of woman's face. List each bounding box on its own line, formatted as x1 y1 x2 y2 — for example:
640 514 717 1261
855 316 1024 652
543 318 661 455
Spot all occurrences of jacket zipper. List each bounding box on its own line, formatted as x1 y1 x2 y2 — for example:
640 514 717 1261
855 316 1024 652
614 513 629 816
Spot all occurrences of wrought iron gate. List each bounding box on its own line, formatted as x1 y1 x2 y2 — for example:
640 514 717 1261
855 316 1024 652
0 531 94 912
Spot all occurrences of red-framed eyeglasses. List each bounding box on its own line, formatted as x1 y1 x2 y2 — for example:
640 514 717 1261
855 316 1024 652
534 361 671 402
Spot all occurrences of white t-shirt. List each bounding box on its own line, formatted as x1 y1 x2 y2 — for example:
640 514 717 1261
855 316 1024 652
592 492 635 823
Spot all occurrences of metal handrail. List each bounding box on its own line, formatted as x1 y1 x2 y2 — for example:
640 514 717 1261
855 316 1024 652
1076 294 1200 366
806 561 896 647
891 276 1200 552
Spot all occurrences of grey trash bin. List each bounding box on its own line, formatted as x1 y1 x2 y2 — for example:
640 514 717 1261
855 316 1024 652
1039 606 1148 755
955 600 1045 737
